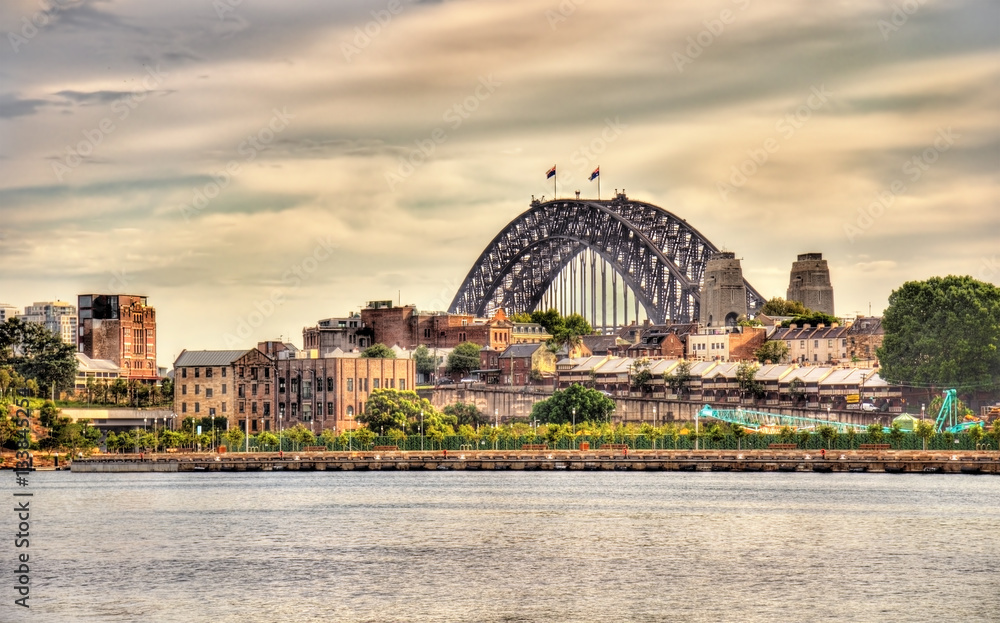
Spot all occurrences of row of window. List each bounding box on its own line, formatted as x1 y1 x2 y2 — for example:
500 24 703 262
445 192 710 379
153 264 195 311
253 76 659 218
275 377 407 393
181 384 223 397
181 366 226 379
180 402 224 414
786 339 848 349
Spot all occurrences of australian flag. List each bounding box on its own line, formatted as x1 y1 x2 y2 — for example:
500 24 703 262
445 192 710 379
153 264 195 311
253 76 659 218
546 165 556 179
589 166 600 181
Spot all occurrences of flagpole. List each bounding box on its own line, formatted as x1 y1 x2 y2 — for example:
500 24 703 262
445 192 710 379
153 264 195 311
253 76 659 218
598 174 601 201
554 169 557 199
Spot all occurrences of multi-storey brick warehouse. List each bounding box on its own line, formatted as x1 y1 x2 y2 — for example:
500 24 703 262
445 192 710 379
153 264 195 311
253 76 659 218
275 355 415 433
234 348 276 434
361 301 511 350
173 350 245 419
78 294 158 382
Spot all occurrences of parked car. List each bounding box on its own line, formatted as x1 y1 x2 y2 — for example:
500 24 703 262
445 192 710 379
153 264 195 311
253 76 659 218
861 402 878 412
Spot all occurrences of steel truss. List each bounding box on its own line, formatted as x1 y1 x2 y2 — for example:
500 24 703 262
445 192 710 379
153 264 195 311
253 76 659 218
448 194 765 323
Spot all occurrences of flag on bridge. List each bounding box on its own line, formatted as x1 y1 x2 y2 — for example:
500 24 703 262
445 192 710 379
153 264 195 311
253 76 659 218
589 166 600 181
546 165 556 179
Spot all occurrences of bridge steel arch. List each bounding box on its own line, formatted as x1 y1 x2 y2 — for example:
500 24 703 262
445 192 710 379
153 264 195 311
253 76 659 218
448 194 765 324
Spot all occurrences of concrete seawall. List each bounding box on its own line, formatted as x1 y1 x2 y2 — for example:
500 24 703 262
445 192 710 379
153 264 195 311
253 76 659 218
71 450 1000 475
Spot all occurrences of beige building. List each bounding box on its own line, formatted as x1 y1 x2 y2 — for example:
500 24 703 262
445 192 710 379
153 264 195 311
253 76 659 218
173 350 245 420
24 300 77 345
769 324 849 364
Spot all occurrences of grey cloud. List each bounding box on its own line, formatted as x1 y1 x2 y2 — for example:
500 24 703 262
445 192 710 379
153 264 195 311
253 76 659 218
0 94 48 118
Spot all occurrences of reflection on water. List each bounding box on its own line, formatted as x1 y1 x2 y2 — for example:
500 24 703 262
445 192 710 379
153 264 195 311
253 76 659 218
5 471 998 622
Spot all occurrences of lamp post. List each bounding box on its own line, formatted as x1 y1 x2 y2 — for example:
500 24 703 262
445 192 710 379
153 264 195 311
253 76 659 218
244 415 249 453
652 406 657 449
694 408 699 451
494 408 499 450
420 410 424 451
260 418 264 450
572 407 576 450
143 417 147 453
279 414 283 453
154 417 158 454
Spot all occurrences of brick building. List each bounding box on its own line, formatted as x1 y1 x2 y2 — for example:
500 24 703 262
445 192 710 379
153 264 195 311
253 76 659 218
78 294 158 382
687 326 765 362
173 350 245 420
361 301 511 350
498 343 557 386
846 316 884 367
275 352 416 435
234 348 277 434
302 313 370 354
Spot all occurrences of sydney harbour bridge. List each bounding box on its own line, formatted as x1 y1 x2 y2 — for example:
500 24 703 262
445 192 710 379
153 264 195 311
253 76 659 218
449 192 765 329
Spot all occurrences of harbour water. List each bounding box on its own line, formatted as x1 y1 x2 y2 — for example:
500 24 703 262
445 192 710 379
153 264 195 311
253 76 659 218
4 471 998 622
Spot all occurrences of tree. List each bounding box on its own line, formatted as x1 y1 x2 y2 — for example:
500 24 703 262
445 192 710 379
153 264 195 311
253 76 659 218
780 311 839 328
442 402 487 428
360 343 396 359
867 422 884 444
755 340 789 364
967 424 985 448
446 341 482 377
0 317 78 397
284 424 316 449
736 362 764 399
888 422 905 448
360 388 437 433
517 308 593 350
732 424 746 451
914 419 935 451
818 425 838 450
531 383 615 425
760 297 808 317
878 276 1000 393
223 427 245 450
413 345 437 378
665 361 693 395
630 358 653 393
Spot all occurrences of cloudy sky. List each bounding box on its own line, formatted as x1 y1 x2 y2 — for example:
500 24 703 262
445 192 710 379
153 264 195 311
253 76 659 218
1 0 997 365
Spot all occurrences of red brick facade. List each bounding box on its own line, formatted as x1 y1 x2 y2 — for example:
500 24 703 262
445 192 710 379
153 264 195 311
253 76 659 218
361 303 511 350
78 294 158 382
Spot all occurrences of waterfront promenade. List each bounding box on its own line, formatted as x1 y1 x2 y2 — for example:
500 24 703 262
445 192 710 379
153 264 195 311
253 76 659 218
70 449 1000 474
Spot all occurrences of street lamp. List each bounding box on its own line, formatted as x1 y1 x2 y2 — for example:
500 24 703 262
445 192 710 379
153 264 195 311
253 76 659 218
572 407 576 449
652 406 657 449
420 410 424 451
143 417 147 453
694 408 699 451
244 415 249 453
279 414 283 453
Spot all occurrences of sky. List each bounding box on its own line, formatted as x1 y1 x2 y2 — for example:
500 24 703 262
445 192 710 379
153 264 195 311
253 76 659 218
1 0 998 367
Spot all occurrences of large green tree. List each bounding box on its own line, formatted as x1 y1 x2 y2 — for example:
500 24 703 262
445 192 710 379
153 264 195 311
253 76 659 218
360 388 437 433
512 308 593 350
360 343 396 359
446 341 482 376
760 297 809 317
780 311 839 328
878 276 1000 392
531 383 615 425
442 401 487 427
755 340 789 364
0 317 78 397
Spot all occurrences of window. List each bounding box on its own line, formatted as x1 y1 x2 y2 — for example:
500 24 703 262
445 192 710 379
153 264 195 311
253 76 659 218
327 377 333 392
222 403 226 413
279 378 286 393
399 379 405 391
195 368 200 378
346 405 354 417
316 403 323 417
238 385 245 398
239 402 244 413
291 378 299 394
264 384 269 395
302 404 311 421
195 384 200 395
291 404 298 417
279 403 285 417
222 367 227 378
182 385 187 395
182 368 187 378
222 384 227 395
347 378 353 392
264 367 270 379
206 367 213 378
302 379 312 399
209 407 216 417
814 340 819 348
388 378 394 389
182 403 187 413
327 402 334 416
424 328 431 338
252 383 258 396
251 402 258 414
239 367 245 379
264 403 270 416
194 402 200 413
206 388 213 398
373 378 380 389
363 378 368 392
